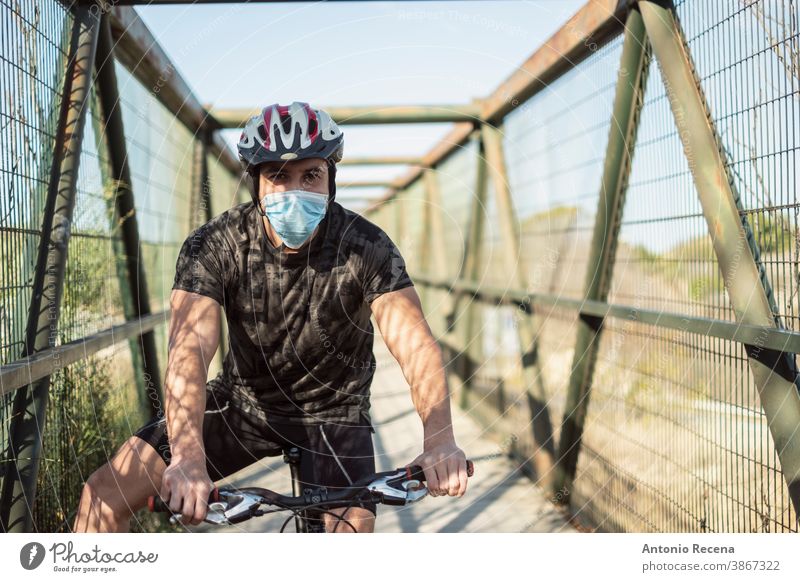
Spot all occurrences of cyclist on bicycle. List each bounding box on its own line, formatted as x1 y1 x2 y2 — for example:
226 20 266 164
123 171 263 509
73 101 468 533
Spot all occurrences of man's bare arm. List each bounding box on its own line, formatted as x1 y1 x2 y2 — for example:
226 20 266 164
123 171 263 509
160 289 220 524
370 285 467 497
165 288 220 460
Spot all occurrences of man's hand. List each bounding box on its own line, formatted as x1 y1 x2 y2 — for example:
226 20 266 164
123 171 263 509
160 455 215 526
409 438 468 498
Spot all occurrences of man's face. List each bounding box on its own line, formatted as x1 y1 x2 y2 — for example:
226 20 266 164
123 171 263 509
257 157 329 201
256 157 330 251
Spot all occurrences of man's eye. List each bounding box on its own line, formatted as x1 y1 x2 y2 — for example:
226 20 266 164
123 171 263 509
269 173 285 180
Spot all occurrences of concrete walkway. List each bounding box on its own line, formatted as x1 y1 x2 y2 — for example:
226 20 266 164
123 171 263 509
192 336 576 533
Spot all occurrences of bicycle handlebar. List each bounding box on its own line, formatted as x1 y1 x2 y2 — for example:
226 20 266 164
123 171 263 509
148 459 474 517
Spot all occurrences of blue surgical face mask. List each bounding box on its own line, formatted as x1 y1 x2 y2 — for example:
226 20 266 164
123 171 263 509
260 189 329 249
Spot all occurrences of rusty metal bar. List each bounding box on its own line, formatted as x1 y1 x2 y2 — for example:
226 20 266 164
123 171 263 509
102 0 492 4
0 6 101 532
107 7 240 178
339 157 423 166
481 0 628 124
212 104 482 128
443 131 487 409
339 181 397 189
365 0 630 213
0 312 170 398
412 275 800 357
639 0 800 516
552 4 652 506
417 171 434 309
94 12 164 423
481 122 556 487
365 123 476 212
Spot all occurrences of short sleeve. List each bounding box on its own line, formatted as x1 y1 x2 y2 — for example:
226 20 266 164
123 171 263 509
362 230 414 304
172 225 228 305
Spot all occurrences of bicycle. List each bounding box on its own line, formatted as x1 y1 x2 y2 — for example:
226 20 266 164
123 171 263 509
148 445 474 533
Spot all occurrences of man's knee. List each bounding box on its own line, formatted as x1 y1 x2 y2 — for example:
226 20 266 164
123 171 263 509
325 506 376 533
81 437 165 518
81 465 135 521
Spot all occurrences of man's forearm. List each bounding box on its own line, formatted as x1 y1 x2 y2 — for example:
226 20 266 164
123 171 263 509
164 358 208 461
405 339 456 447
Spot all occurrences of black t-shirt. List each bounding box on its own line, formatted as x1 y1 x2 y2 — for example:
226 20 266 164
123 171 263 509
171 199 414 426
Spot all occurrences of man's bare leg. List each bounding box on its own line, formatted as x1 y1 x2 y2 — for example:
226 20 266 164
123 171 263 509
73 436 167 532
323 506 375 533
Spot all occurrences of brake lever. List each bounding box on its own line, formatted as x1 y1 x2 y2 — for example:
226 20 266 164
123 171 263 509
402 479 428 503
168 490 264 526
367 470 429 506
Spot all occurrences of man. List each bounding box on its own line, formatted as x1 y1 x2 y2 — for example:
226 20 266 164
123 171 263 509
73 101 467 533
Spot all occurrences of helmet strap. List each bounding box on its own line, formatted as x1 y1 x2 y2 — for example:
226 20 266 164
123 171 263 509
328 163 337 203
247 167 260 212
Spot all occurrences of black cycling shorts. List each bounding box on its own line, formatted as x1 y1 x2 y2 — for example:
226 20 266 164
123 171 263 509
132 381 378 517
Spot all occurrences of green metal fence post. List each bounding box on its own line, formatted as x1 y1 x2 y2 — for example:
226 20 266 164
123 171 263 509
423 168 448 331
639 0 800 517
396 195 407 258
552 5 651 505
417 170 434 310
449 130 487 409
0 6 101 532
481 122 557 486
94 13 164 423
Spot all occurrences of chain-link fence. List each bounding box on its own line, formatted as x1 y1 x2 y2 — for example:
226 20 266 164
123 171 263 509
367 0 800 533
0 2 244 532
1 0 798 533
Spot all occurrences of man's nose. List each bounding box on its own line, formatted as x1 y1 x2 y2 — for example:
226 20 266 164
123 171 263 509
279 175 306 192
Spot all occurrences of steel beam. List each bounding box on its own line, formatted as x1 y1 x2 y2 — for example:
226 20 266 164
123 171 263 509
364 123 475 212
365 0 630 214
1 312 170 398
481 122 556 487
95 13 164 423
640 0 800 516
107 7 240 178
552 5 651 505
339 181 396 189
339 157 423 166
0 6 101 532
481 0 628 124
413 275 800 357
447 131 487 409
212 104 482 128
103 0 490 4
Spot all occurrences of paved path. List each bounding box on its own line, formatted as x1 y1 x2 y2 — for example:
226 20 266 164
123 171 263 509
193 336 577 533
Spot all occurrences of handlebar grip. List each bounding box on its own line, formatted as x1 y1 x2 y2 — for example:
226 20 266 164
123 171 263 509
406 459 474 483
147 487 220 513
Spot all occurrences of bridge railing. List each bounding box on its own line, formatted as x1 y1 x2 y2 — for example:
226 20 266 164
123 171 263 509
365 0 800 533
1 0 798 534
0 3 245 532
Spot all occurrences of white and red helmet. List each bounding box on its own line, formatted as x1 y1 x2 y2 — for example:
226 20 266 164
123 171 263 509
237 102 344 205
238 101 343 168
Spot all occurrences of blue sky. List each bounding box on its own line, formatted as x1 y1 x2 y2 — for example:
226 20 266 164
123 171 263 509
135 1 587 205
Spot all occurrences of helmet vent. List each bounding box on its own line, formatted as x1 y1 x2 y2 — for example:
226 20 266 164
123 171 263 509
281 115 293 135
